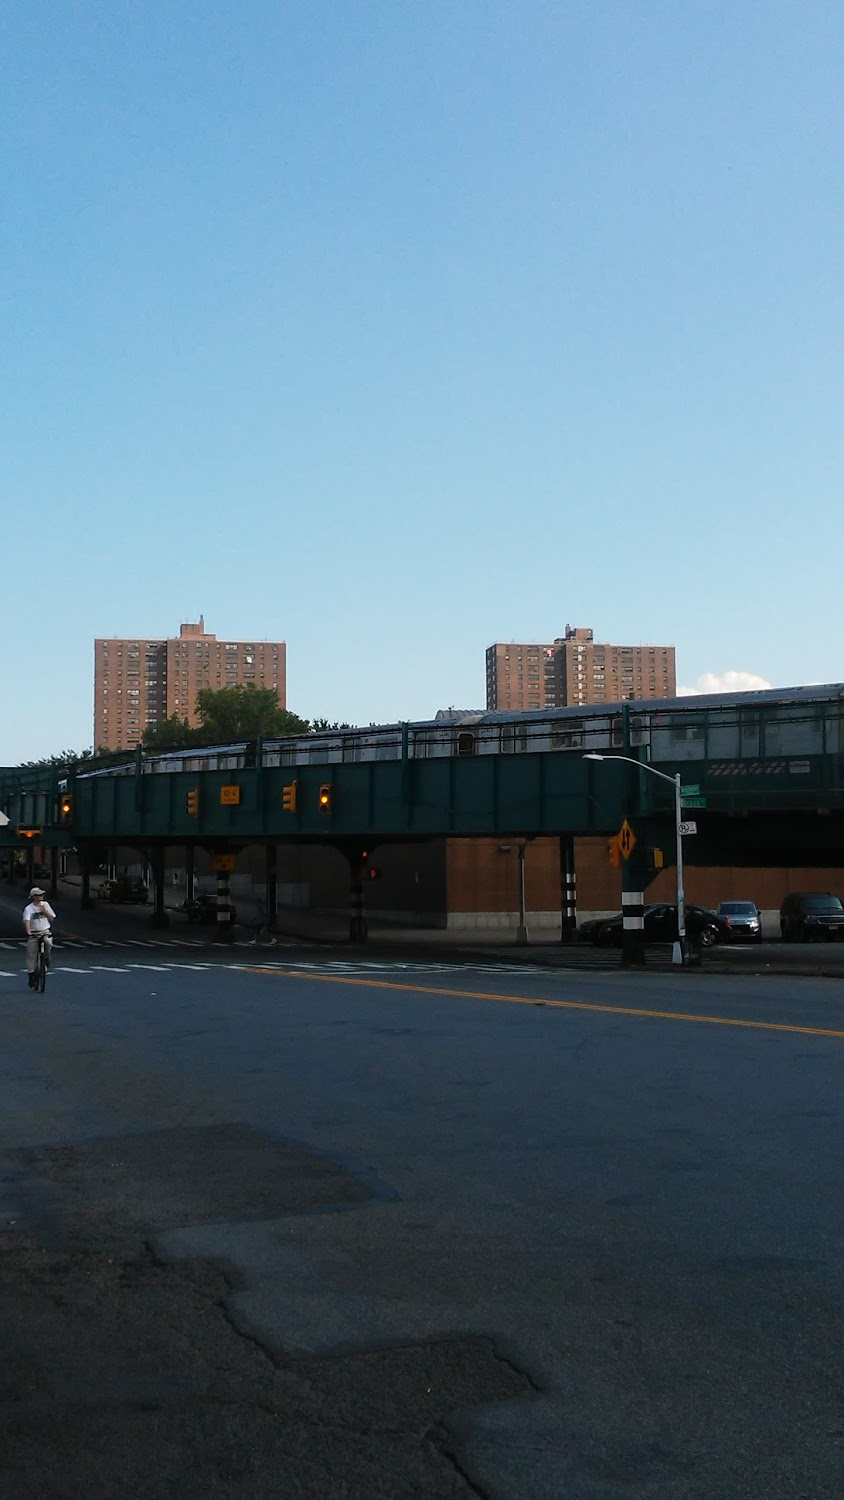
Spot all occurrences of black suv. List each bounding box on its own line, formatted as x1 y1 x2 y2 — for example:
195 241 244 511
779 892 844 942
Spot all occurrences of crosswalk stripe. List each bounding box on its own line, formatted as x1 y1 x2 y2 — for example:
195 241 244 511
123 963 177 972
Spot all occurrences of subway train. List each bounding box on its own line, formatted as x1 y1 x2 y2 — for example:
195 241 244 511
73 683 844 782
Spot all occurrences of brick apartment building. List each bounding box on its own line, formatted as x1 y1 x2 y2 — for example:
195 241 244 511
485 626 676 710
94 617 286 752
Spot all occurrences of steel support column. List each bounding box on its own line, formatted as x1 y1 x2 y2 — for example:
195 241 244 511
346 845 369 943
149 848 169 928
620 832 647 967
80 847 94 910
516 841 529 945
266 845 277 927
215 867 233 941
559 834 577 943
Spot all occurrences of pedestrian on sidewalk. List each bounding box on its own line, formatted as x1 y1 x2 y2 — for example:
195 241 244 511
23 887 55 989
249 898 277 946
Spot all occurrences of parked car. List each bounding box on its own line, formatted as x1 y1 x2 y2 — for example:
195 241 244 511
579 903 731 948
715 900 763 941
97 876 149 904
779 892 844 942
181 893 238 925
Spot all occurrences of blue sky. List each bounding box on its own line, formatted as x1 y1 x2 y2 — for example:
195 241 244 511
2 1 842 760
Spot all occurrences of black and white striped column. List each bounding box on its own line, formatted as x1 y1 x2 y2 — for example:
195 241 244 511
216 869 232 939
621 888 646 967
560 834 577 944
349 880 368 943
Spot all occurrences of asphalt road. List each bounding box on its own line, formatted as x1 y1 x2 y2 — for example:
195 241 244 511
0 946 841 1498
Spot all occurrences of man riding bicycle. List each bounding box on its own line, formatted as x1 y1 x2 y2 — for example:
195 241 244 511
23 886 55 990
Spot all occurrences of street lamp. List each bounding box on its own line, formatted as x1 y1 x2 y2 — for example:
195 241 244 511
583 752 687 966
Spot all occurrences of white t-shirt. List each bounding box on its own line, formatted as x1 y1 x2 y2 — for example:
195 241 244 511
23 901 55 934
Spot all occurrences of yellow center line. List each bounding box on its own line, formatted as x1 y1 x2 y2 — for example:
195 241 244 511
231 965 844 1040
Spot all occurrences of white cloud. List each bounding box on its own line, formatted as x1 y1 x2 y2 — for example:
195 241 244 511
679 670 773 696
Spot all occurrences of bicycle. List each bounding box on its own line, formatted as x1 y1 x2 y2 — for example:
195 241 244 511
34 932 50 993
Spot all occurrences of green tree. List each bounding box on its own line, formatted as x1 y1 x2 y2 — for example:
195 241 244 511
20 748 94 769
195 684 310 742
141 715 199 752
310 718 353 732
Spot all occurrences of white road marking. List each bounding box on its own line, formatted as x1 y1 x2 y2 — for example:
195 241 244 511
123 963 178 972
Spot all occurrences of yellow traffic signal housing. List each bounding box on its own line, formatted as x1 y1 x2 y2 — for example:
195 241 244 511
282 781 298 813
318 784 332 812
186 788 200 818
59 794 73 824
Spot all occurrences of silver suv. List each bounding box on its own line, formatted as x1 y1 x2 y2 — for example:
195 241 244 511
715 900 762 941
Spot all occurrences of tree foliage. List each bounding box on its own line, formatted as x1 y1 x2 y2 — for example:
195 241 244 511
19 748 94 768
140 686 311 751
21 687 323 767
195 685 309 742
139 715 195 753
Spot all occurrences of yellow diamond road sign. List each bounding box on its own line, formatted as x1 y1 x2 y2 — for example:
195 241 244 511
617 819 636 860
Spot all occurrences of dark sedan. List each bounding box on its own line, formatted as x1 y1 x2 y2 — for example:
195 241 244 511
579 903 731 948
97 877 149 904
181 893 238 925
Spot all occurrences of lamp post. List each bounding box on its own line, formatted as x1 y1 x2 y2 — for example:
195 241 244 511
583 753 686 966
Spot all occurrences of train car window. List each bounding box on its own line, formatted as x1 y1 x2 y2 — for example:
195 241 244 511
552 729 583 750
279 743 297 766
739 714 760 755
610 717 624 748
413 730 437 758
456 731 476 757
706 710 739 758
670 717 705 742
765 709 822 757
342 737 362 763
499 725 515 754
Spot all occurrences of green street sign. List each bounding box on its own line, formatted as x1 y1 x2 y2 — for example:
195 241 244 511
681 795 707 808
681 784 701 796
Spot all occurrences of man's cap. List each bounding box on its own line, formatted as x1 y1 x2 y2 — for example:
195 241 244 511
29 887 46 898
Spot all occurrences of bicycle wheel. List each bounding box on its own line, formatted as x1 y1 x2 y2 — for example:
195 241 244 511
38 943 47 993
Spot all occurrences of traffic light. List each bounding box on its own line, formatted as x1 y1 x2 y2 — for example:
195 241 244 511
59 794 73 824
648 847 664 872
608 836 621 868
318 784 332 813
186 788 200 818
367 866 381 881
282 781 298 813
